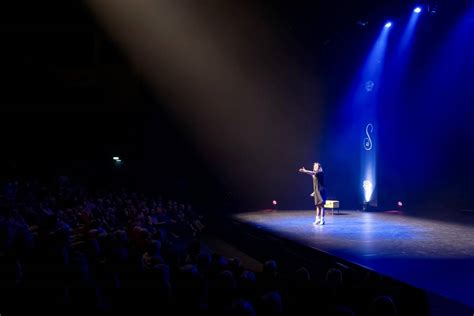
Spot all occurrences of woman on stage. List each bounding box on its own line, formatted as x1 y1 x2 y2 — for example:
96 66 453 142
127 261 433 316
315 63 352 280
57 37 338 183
299 162 327 225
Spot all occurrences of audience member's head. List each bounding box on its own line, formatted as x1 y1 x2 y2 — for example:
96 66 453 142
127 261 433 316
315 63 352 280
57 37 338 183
368 295 398 316
218 270 236 290
146 239 162 256
259 291 283 315
238 270 257 300
210 253 229 275
231 299 256 316
241 270 257 283
294 267 311 282
326 268 343 288
197 253 211 274
330 305 356 316
263 260 277 278
153 263 171 288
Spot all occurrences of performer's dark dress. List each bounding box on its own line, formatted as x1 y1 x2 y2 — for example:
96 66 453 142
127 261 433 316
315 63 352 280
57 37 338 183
312 171 327 206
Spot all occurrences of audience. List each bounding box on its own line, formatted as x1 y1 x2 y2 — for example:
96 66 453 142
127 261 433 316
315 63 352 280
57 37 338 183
0 177 423 315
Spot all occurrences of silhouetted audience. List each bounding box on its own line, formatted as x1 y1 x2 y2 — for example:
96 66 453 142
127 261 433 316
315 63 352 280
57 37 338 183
0 177 427 315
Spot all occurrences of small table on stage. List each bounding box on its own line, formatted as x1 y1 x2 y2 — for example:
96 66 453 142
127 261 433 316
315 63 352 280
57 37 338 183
324 200 340 215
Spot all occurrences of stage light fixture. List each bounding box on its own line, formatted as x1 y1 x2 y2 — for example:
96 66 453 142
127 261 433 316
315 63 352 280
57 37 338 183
357 20 369 28
363 180 374 202
414 7 422 13
428 4 438 15
384 21 392 28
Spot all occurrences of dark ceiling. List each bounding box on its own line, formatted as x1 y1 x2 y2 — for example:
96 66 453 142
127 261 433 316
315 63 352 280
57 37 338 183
0 0 450 110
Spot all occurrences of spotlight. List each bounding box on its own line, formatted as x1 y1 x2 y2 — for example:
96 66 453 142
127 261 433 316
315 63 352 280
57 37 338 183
397 201 404 212
414 7 422 13
357 20 369 28
113 156 120 161
272 200 278 206
384 21 392 28
363 180 373 203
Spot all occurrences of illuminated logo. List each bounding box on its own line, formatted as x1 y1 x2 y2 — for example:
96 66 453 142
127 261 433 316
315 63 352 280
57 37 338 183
364 123 374 151
365 80 375 92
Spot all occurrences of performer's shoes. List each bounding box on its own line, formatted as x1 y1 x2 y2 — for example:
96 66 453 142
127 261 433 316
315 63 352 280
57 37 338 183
318 218 325 225
313 217 320 225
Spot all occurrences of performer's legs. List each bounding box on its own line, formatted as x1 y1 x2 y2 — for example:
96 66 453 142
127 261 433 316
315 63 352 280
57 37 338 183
313 206 321 225
319 206 325 225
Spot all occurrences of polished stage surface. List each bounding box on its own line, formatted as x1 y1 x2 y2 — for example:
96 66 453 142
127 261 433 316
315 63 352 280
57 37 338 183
232 210 474 308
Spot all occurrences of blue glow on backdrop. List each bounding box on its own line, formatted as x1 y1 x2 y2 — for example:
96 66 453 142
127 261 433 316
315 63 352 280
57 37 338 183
322 3 474 211
374 6 423 209
377 2 474 210
357 24 391 206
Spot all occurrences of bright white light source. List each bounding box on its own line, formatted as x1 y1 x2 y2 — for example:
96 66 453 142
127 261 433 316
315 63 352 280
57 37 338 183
363 180 373 202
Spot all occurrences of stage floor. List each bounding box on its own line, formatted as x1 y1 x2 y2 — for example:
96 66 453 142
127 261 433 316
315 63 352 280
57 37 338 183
232 210 474 308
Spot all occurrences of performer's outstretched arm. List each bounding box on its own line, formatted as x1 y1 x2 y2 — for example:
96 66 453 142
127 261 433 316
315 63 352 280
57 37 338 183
299 167 316 175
